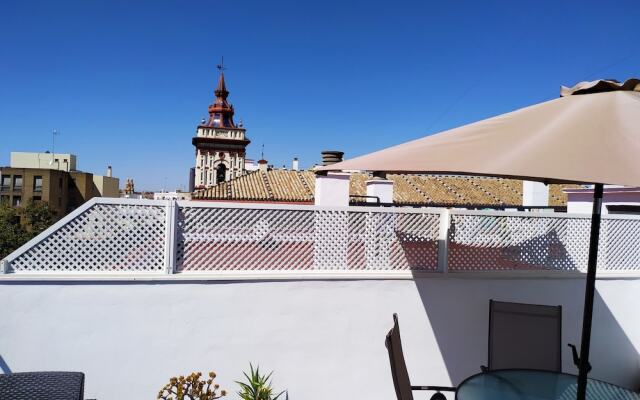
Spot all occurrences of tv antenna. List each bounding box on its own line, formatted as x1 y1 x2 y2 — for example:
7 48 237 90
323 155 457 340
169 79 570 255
49 129 60 168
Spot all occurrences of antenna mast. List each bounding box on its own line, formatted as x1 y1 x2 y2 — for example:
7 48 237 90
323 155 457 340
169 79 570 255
51 129 60 169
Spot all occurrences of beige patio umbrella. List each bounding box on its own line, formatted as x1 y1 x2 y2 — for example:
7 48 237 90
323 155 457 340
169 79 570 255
320 78 640 400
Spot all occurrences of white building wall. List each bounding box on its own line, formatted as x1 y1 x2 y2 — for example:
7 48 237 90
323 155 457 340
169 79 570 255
567 188 640 214
314 173 351 207
366 178 394 204
522 180 549 207
10 152 77 171
153 191 192 201
1 276 640 400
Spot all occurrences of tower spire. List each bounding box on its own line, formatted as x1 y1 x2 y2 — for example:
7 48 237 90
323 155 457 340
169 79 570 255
215 57 228 98
203 57 235 128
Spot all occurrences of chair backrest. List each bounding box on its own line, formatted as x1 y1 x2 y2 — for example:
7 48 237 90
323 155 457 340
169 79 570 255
0 371 85 400
385 313 414 400
488 300 562 372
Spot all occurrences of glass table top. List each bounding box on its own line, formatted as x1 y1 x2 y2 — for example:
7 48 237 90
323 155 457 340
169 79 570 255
456 370 640 400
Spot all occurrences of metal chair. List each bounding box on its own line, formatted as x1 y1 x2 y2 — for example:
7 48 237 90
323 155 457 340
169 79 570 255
386 313 456 400
484 300 562 372
0 371 85 400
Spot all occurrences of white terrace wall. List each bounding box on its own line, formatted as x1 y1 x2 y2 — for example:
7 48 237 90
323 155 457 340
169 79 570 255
2 199 640 399
1 277 640 400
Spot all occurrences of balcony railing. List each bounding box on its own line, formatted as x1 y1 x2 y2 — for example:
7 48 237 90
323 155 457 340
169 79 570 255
2 197 640 275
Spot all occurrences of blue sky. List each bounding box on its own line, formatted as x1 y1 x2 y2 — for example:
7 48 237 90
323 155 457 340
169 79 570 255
1 0 639 191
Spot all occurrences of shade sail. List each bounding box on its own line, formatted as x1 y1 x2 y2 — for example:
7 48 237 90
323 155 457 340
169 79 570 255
320 79 640 186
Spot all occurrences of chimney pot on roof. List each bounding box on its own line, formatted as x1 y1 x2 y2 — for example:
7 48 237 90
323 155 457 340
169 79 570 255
107 166 113 178
258 159 268 172
321 150 344 166
292 157 299 171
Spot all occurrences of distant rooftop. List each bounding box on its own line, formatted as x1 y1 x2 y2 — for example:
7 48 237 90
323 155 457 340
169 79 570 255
9 151 77 172
192 169 581 207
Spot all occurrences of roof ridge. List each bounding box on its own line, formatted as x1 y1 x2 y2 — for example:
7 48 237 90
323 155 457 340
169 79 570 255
261 170 274 200
498 179 522 198
297 170 314 198
465 177 502 203
398 175 432 202
435 176 466 201
226 175 232 198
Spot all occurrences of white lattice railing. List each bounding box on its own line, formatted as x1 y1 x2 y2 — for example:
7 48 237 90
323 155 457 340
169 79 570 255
2 198 640 275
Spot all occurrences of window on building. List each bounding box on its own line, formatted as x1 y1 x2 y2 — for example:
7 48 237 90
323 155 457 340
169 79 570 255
32 196 41 202
12 196 21 207
33 176 43 192
1 175 10 191
216 164 227 184
13 175 23 190
0 195 9 205
59 177 63 189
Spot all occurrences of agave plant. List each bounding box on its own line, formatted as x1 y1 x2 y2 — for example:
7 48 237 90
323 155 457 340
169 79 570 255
236 364 287 400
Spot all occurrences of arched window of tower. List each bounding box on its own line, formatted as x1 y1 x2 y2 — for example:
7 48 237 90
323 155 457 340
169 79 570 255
216 163 227 184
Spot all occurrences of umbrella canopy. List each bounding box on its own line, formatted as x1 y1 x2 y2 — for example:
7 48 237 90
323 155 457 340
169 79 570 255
320 78 640 187
320 78 640 400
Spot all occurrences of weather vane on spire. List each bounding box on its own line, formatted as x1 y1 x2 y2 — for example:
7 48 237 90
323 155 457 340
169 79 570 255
216 56 226 73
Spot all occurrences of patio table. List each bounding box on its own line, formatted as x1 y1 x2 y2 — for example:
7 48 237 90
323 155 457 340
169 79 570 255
456 369 640 400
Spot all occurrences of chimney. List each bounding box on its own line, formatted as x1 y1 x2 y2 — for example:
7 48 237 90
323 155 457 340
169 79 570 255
366 172 394 204
315 172 351 207
292 157 299 171
258 159 268 173
321 151 344 166
107 165 113 178
522 181 549 207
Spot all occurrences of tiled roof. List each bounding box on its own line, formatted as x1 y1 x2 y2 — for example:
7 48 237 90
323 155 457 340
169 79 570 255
192 169 578 207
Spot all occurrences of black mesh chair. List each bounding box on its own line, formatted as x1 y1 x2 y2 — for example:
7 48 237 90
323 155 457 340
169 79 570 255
484 300 562 372
0 371 85 400
385 313 456 400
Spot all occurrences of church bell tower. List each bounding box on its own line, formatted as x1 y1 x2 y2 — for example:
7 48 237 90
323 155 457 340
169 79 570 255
192 66 250 189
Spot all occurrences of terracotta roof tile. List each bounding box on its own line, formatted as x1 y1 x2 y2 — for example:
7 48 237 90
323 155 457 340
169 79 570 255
192 169 575 207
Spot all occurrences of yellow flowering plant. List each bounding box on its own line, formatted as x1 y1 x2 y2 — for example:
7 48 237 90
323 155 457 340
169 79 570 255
158 371 227 400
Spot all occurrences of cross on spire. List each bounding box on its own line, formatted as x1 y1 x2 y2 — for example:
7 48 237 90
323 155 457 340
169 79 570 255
216 56 226 73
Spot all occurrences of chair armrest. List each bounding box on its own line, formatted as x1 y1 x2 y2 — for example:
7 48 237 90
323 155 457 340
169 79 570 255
411 386 456 391
568 343 592 373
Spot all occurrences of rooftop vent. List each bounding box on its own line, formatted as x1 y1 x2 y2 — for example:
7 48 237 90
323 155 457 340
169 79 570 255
321 151 344 166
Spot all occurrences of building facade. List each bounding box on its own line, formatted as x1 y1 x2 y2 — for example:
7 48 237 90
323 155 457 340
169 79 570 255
192 73 250 189
0 152 120 218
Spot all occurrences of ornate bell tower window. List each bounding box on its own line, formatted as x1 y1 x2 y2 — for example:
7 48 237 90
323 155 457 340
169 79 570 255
216 164 227 184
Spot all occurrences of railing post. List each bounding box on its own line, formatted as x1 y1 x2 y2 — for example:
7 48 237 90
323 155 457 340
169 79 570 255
0 259 9 274
164 200 178 274
437 209 451 273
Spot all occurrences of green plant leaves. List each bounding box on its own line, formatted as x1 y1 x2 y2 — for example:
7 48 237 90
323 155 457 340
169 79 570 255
235 363 287 400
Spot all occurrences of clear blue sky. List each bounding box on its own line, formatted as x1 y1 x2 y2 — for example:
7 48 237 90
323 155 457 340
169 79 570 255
1 0 639 191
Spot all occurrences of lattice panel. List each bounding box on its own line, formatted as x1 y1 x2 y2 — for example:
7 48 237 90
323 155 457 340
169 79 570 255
599 218 640 270
9 204 167 272
448 214 597 271
11 204 165 272
176 206 440 271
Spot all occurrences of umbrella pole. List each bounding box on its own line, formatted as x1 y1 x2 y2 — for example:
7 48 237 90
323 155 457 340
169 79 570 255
576 183 604 400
